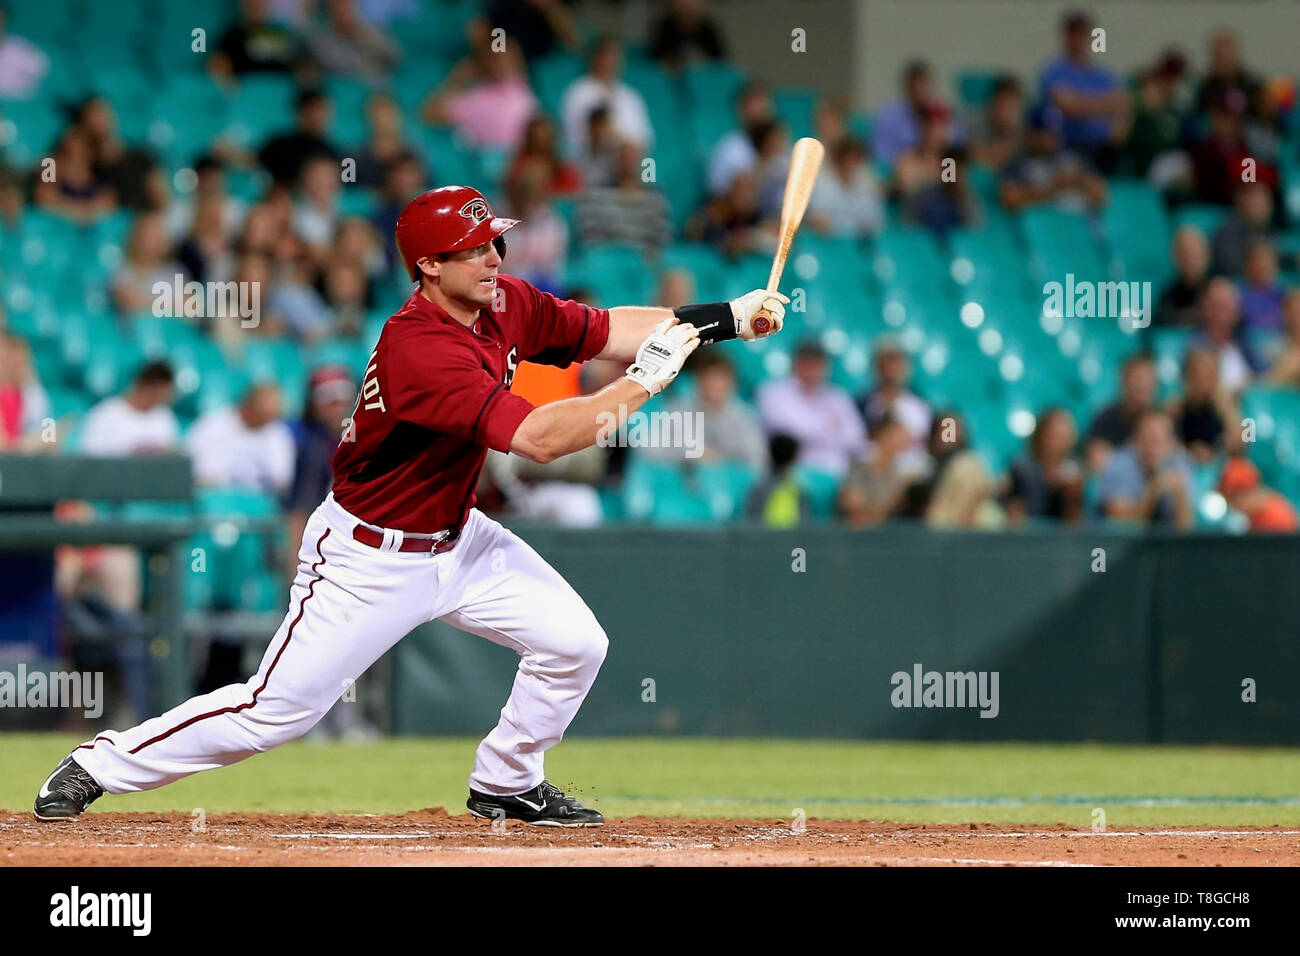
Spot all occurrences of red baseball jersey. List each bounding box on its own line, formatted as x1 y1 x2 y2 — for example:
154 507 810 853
332 274 611 533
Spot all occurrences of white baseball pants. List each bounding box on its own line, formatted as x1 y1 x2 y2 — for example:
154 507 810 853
74 494 608 797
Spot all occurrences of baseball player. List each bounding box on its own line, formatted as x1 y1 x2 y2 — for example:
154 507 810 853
33 185 787 827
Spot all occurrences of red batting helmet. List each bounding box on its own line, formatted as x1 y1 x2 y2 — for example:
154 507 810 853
394 185 520 280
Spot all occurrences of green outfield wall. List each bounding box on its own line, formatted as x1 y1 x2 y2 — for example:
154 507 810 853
391 524 1300 745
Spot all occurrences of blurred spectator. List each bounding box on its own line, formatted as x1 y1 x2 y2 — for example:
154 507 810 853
813 96 851 154
224 253 286 345
293 154 343 258
258 89 339 187
187 382 295 493
926 447 1004 529
422 34 537 151
0 332 50 450
331 216 386 283
501 159 568 293
807 137 884 238
321 261 369 337
839 413 924 527
111 212 182 316
1265 290 1300 385
507 115 583 197
655 268 695 311
576 104 621 189
78 97 167 212
1154 226 1211 327
267 253 332 342
166 155 247 243
1167 346 1233 463
34 128 116 222
1195 29 1261 118
1085 351 1156 473
894 102 975 235
746 433 808 527
561 36 654 158
1196 277 1264 394
1210 183 1273 277
305 0 400 80
896 409 967 519
1097 409 1194 529
686 169 769 258
708 82 773 196
575 142 671 255
484 0 579 63
651 0 726 68
1122 54 1192 192
1000 103 1107 213
968 75 1026 172
657 350 767 469
1002 407 1083 524
353 92 416 189
1218 457 1298 533
1237 238 1284 332
80 361 179 455
1037 10 1127 169
177 194 237 286
873 59 937 168
0 4 48 97
210 0 306 80
284 365 355 562
857 338 931 453
1191 93 1271 206
756 339 866 477
753 119 792 220
371 151 426 268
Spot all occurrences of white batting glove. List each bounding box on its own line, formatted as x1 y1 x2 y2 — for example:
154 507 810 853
625 318 701 396
731 289 790 341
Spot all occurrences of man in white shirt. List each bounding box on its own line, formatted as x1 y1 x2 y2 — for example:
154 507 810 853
560 36 654 159
808 138 885 238
757 339 866 477
74 361 180 617
707 82 773 196
80 362 180 456
187 382 295 492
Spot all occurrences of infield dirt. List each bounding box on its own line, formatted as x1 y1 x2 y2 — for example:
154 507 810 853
2 811 1296 866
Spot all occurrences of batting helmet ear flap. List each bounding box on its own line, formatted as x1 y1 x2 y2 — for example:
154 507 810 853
492 234 507 260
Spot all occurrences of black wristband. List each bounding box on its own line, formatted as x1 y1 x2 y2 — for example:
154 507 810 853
673 301 736 345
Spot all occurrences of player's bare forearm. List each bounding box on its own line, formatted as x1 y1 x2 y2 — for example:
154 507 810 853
510 377 649 464
596 307 675 361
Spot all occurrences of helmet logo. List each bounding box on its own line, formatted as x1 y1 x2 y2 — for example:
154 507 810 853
459 198 490 225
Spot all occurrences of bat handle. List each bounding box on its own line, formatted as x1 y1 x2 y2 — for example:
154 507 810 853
751 296 784 337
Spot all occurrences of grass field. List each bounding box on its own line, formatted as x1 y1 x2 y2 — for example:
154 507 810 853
3 733 1298 827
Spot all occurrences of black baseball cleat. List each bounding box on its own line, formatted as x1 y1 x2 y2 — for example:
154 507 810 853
467 780 604 827
33 756 104 821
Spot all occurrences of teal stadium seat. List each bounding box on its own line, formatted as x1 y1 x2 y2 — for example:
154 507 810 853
694 462 761 522
1018 206 1108 283
1240 387 1300 501
1103 179 1172 285
566 244 655 305
1171 204 1228 240
623 459 712 525
794 466 840 520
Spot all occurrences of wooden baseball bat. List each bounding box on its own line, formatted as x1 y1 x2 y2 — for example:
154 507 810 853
751 136 826 336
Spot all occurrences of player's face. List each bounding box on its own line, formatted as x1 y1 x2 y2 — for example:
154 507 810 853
433 241 502 309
